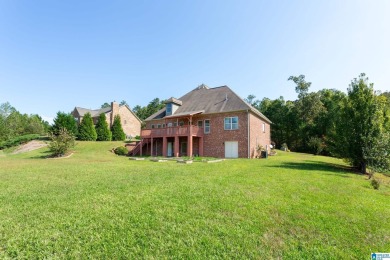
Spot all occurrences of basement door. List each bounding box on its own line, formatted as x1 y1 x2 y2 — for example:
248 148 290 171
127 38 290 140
224 141 238 158
167 142 173 157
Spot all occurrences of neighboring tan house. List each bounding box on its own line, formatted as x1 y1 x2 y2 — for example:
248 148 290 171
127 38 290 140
133 85 271 158
71 102 142 138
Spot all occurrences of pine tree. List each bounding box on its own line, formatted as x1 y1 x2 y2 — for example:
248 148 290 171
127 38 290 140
52 112 78 136
111 115 126 141
95 113 112 141
78 112 97 141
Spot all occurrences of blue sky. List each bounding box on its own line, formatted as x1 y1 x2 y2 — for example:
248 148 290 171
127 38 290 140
1 0 389 123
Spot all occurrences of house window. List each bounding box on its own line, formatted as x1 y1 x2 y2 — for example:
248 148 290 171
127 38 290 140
179 121 184 126
197 120 203 127
168 122 173 127
162 123 166 128
157 124 161 128
224 117 238 130
151 124 155 129
166 103 172 115
262 123 265 133
173 122 178 127
204 119 210 133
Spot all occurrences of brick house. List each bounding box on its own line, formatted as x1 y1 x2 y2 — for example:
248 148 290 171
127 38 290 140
71 102 142 138
134 85 271 158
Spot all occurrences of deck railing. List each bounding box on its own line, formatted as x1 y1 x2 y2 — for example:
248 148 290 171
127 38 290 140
141 126 203 138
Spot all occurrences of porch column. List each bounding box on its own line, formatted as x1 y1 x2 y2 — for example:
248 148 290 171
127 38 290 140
140 140 143 156
199 137 204 156
174 136 179 157
162 137 167 157
150 137 154 156
188 118 193 157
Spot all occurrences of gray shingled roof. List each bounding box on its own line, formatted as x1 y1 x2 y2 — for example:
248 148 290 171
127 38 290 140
145 86 271 123
74 106 112 117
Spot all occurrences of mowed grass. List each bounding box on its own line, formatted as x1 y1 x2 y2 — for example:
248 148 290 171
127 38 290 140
0 142 389 259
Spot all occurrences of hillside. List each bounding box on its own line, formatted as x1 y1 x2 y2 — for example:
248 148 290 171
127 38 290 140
0 142 389 259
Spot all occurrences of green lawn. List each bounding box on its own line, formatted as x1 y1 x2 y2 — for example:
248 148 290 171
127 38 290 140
0 142 389 259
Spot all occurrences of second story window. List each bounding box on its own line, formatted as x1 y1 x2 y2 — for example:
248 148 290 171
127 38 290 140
151 124 155 129
204 119 210 133
166 103 172 115
224 117 238 130
262 123 265 133
197 120 203 127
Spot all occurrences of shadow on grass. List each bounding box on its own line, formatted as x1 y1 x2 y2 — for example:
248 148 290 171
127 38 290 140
268 160 358 177
28 150 52 159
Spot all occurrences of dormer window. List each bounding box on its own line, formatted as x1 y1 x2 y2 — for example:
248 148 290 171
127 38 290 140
166 103 172 115
164 97 182 117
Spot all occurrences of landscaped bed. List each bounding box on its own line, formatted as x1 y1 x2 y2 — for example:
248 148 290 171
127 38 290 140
0 141 389 259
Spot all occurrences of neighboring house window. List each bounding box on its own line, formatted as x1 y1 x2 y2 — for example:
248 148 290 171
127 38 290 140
168 122 173 127
204 120 210 133
157 124 161 128
179 121 184 126
262 123 265 133
197 120 203 127
151 124 155 129
162 123 166 128
173 122 178 127
224 117 238 130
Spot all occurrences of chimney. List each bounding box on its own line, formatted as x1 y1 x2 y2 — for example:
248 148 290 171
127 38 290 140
111 101 119 126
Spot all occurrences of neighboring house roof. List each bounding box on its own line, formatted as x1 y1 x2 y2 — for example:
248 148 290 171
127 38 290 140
73 104 142 123
74 106 112 117
145 85 272 123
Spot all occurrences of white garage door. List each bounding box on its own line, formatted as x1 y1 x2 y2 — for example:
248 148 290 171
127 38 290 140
225 141 238 158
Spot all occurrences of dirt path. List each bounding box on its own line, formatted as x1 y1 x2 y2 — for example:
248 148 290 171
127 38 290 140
12 140 48 154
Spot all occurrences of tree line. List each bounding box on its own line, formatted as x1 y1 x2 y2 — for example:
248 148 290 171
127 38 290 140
247 73 390 174
0 102 49 143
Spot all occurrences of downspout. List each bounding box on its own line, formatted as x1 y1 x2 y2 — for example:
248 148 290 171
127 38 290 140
247 110 250 159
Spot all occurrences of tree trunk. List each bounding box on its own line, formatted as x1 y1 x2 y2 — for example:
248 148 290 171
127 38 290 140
360 162 367 174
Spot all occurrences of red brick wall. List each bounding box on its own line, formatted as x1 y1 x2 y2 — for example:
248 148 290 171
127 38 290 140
193 111 249 158
118 106 141 138
248 112 271 158
105 106 141 138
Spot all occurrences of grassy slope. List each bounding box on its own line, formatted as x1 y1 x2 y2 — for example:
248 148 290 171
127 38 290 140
0 142 389 259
